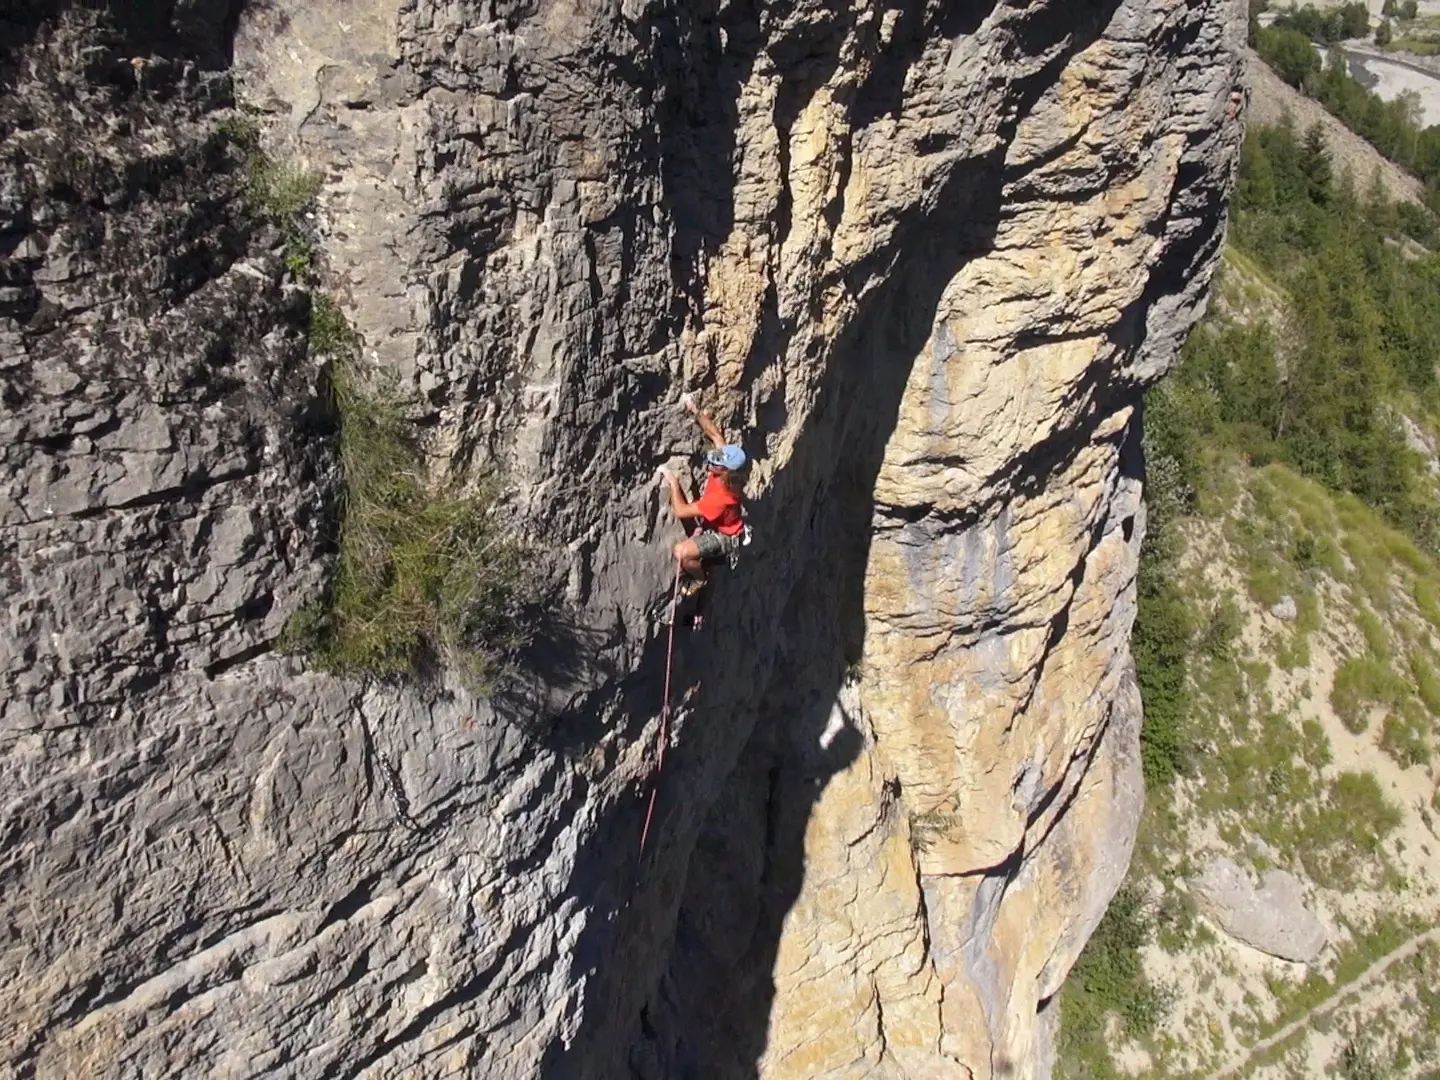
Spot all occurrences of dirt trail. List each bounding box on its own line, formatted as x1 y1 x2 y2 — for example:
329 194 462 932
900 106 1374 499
1203 927 1440 1080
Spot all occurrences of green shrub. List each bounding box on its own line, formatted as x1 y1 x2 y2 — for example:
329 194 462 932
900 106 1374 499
1291 532 1319 571
249 157 321 276
1245 551 1288 607
283 297 528 689
1355 607 1391 662
1339 1038 1387 1080
1317 536 1347 577
1197 596 1245 662
248 155 321 222
1296 772 1403 888
1343 531 1394 607
309 293 358 357
1414 652 1440 717
1330 656 1404 733
908 806 962 854
1415 577 1440 632
1057 886 1171 1079
1136 565 1192 787
1277 588 1322 669
1256 26 1322 87
1134 410 1195 788
1276 631 1311 670
217 113 261 150
219 116 322 280
1382 529 1431 575
1380 706 1431 768
1329 772 1403 854
1206 706 1327 833
1301 717 1332 768
1154 887 1200 954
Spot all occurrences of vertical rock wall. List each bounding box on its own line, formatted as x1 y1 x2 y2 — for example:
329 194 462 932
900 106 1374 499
1 1 1245 1078
661 6 1243 1075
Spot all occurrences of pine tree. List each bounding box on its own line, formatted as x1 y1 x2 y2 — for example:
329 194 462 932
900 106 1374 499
1237 135 1278 210
1299 122 1334 206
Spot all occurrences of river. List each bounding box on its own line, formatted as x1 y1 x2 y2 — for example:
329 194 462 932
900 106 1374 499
1339 41 1440 127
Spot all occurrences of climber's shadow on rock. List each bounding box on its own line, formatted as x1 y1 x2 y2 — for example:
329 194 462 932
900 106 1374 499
494 599 625 751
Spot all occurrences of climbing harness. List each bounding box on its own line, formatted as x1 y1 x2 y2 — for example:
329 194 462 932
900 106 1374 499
639 563 683 857
733 516 752 569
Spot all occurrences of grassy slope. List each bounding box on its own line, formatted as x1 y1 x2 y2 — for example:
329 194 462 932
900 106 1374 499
1057 78 1440 1080
1062 428 1440 1079
1125 447 1440 1079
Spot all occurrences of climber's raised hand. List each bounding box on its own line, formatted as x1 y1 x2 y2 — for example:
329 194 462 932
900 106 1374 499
680 392 726 449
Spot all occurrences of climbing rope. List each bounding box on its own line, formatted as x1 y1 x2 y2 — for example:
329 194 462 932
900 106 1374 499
639 563 683 857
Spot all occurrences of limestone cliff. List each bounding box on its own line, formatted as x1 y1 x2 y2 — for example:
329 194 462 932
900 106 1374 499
1 2 1246 1078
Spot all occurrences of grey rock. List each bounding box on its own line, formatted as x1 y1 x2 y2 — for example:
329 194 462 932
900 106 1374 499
1192 857 1329 963
1271 594 1298 621
1250 834 1282 864
1399 411 1440 476
1 0 1244 1078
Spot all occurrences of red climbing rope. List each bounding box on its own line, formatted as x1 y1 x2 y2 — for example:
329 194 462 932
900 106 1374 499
639 563 683 857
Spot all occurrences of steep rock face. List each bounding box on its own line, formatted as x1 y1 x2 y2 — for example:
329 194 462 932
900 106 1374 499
1 2 1245 1080
649 5 1245 1076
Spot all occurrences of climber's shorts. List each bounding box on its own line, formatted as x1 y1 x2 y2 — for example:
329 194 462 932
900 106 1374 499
694 529 741 562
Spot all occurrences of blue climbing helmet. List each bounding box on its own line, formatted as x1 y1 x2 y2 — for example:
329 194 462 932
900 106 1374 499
706 444 747 471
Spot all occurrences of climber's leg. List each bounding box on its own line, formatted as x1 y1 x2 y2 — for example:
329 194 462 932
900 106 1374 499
673 537 705 579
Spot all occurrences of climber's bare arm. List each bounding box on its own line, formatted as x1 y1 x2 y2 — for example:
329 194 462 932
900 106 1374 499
664 472 702 520
683 394 727 449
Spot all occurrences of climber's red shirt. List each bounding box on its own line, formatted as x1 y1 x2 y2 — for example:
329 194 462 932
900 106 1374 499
694 474 744 536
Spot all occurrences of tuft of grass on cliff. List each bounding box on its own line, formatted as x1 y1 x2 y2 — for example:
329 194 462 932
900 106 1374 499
281 296 529 690
218 114 322 279
214 115 530 687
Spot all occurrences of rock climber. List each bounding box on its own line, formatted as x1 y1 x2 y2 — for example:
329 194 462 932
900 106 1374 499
657 392 747 596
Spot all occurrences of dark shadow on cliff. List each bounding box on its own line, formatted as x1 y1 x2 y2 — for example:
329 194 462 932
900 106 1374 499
640 0 764 324
493 598 631 752
627 182 998 1077
1 0 243 94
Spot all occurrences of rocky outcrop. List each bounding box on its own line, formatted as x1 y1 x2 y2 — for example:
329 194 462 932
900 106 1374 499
1192 857 1329 964
1 2 1245 1079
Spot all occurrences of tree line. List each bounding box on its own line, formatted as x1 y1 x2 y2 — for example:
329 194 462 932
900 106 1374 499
1268 1 1371 44
1253 10 1440 208
1181 118 1440 552
1136 116 1440 787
